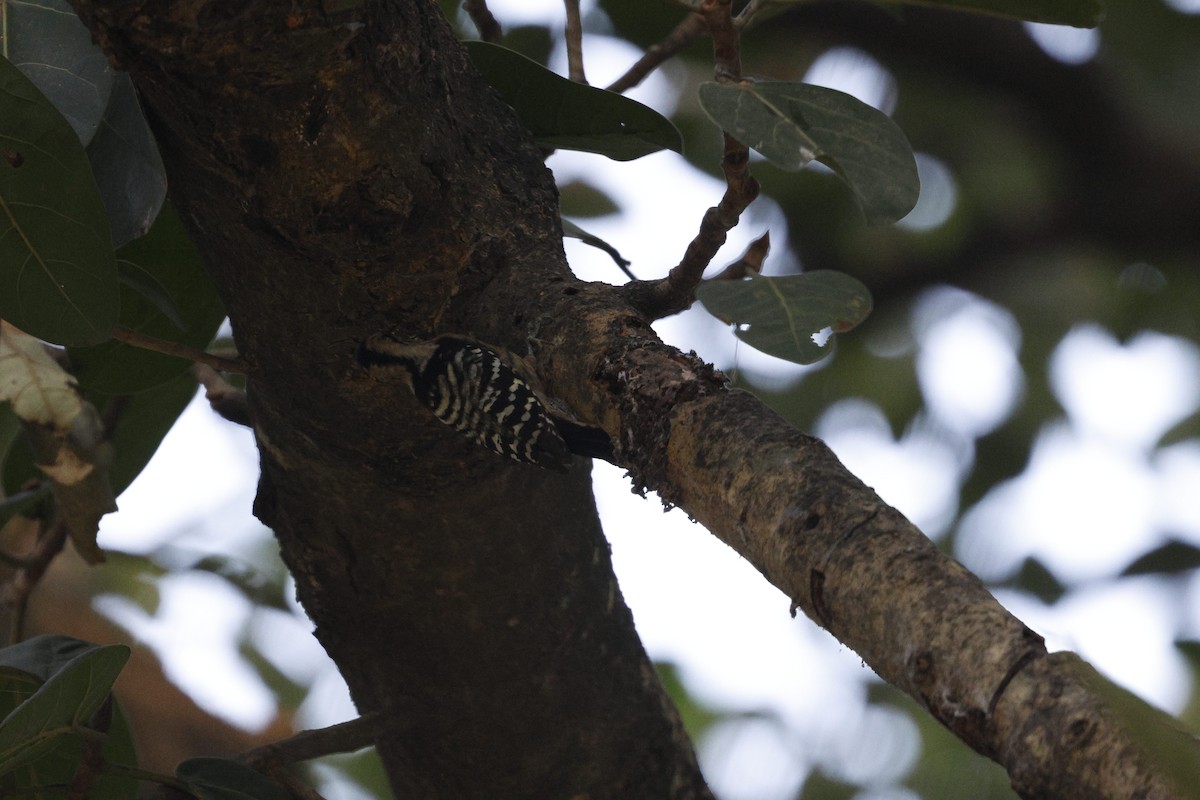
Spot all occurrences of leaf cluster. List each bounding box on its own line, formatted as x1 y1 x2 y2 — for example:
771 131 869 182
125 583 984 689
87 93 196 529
0 634 301 800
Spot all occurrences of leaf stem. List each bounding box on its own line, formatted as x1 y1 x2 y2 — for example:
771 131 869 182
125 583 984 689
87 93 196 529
6 518 69 643
192 364 252 427
606 13 706 94
564 0 587 83
111 326 247 373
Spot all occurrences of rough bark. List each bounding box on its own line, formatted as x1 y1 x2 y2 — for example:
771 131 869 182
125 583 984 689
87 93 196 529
69 1 1195 799
70 1 708 797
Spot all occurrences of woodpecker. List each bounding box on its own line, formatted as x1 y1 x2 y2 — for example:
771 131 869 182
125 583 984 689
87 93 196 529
357 333 614 471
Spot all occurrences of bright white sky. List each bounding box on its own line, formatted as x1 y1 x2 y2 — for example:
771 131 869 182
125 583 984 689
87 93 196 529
93 4 1200 798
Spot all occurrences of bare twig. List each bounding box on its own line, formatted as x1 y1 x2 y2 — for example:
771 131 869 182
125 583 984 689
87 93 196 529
564 0 587 83
241 712 389 767
193 363 252 427
621 0 759 319
703 0 742 82
216 718 393 800
735 0 768 26
606 13 706 94
112 326 247 373
3 518 69 643
463 0 502 43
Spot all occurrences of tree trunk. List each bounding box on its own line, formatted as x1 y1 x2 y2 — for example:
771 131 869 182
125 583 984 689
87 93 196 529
70 1 709 797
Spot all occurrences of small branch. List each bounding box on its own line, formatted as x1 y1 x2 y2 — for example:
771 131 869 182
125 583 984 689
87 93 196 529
564 0 587 83
240 712 388 767
230 715 392 800
193 364 252 427
735 0 769 27
621 0 758 319
606 13 706 94
112 326 247 373
702 0 742 82
622 137 758 318
2 518 69 643
463 0 502 43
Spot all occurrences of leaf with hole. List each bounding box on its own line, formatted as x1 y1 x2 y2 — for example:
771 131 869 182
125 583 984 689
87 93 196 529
697 271 873 365
465 41 682 161
0 55 118 346
698 81 919 224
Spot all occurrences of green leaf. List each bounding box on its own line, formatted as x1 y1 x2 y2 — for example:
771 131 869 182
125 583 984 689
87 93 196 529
98 371 199 496
87 74 168 248
1007 557 1066 604
1121 540 1200 577
0 55 119 346
1 0 115 145
117 259 186 331
0 667 59 788
697 270 873 365
68 202 226 394
558 180 620 218
882 0 1104 27
0 638 138 800
698 81 919 224
177 757 292 800
0 635 107 682
464 41 682 161
0 638 129 778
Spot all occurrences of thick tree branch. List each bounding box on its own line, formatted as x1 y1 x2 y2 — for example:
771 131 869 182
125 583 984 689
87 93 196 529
534 302 1193 800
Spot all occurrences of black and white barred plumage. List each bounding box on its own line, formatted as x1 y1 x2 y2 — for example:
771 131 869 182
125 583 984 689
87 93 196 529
358 333 611 471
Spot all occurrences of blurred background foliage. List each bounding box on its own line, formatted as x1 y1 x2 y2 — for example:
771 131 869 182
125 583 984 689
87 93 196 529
9 0 1199 798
